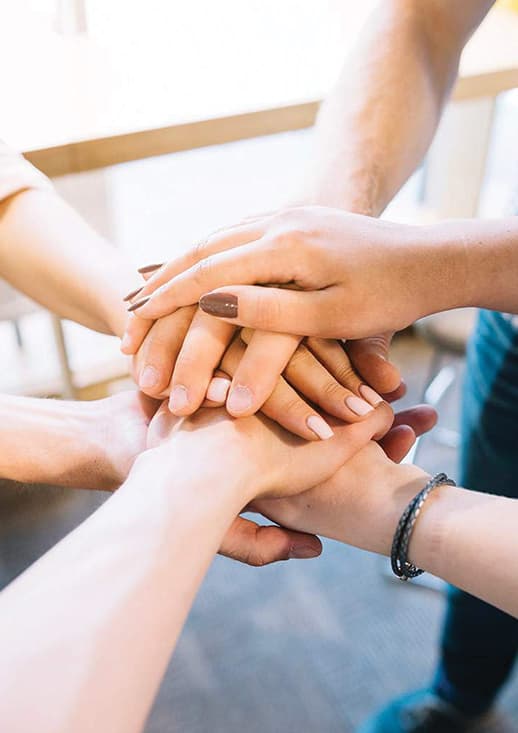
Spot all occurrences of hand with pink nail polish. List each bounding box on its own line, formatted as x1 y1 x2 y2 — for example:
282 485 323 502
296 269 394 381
124 274 395 442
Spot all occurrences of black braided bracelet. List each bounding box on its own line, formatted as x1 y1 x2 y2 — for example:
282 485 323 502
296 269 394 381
390 472 456 581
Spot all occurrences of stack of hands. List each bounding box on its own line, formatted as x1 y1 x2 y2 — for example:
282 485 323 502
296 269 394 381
90 206 443 566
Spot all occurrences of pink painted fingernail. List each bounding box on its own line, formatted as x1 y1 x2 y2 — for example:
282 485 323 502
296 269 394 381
227 385 253 413
359 384 384 406
207 377 231 403
306 415 334 440
169 385 189 412
139 365 159 390
345 395 374 416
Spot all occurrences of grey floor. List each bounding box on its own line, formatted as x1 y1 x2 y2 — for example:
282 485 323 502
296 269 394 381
1 331 517 732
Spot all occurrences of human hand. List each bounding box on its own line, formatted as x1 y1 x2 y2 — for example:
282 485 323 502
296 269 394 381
125 207 459 341
147 395 393 499
146 398 434 565
82 390 160 490
254 407 436 558
123 291 392 441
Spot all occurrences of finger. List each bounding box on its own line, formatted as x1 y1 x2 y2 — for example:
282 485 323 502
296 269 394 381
392 404 438 436
220 338 334 441
305 337 383 406
282 342 380 423
200 369 232 408
129 223 266 301
382 381 407 404
378 405 437 463
134 306 197 397
127 240 316 322
224 329 302 416
219 516 322 565
169 308 236 415
346 333 401 394
379 425 416 463
120 313 154 355
261 401 395 498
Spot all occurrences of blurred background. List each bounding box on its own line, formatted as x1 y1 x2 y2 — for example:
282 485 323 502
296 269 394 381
1 1 518 731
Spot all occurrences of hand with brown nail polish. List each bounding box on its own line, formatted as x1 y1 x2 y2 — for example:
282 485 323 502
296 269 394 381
123 207 444 343
123 249 398 439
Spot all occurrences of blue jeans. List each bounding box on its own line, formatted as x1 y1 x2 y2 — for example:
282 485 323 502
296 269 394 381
433 310 518 716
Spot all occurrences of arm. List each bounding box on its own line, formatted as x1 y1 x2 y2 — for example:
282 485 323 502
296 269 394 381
124 1 495 397
0 448 246 733
0 143 135 336
0 391 156 490
257 442 518 618
0 401 392 733
306 0 495 214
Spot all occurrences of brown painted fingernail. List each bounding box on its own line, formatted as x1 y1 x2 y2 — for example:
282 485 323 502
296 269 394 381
199 292 238 318
137 263 163 274
123 286 144 302
127 296 150 312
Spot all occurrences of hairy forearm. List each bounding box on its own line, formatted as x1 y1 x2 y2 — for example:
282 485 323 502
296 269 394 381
0 449 245 733
0 189 134 336
304 0 493 214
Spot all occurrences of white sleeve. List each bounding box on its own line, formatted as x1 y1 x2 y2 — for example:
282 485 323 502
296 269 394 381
0 140 53 203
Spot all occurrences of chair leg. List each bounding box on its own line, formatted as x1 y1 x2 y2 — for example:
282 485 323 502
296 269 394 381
51 315 77 399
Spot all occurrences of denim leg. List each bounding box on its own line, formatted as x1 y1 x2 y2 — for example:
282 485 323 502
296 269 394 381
433 310 518 716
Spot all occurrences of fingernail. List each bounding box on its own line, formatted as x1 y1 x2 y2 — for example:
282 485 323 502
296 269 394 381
227 385 252 413
123 286 144 302
169 385 189 412
306 415 334 440
139 365 159 390
345 395 374 416
207 377 231 403
137 263 163 274
127 296 150 312
289 544 320 559
359 384 384 406
200 292 238 318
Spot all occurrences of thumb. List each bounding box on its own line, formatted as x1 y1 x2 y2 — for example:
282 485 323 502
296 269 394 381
346 332 400 395
219 516 322 565
199 285 339 337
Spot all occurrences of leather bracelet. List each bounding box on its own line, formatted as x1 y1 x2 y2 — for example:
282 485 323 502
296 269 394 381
391 472 456 581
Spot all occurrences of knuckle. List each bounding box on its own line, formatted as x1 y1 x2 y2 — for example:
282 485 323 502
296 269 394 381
189 237 210 265
191 255 214 287
334 362 361 386
321 378 343 400
279 393 308 417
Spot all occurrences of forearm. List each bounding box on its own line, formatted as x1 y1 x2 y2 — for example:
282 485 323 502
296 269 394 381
0 449 245 733
0 394 113 489
303 1 493 214
409 486 518 618
407 216 518 318
0 188 134 336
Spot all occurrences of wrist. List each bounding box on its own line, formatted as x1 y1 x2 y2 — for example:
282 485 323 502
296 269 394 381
122 445 250 518
367 462 431 557
412 222 473 317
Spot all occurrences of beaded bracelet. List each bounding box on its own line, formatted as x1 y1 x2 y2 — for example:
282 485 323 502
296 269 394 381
390 472 456 581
